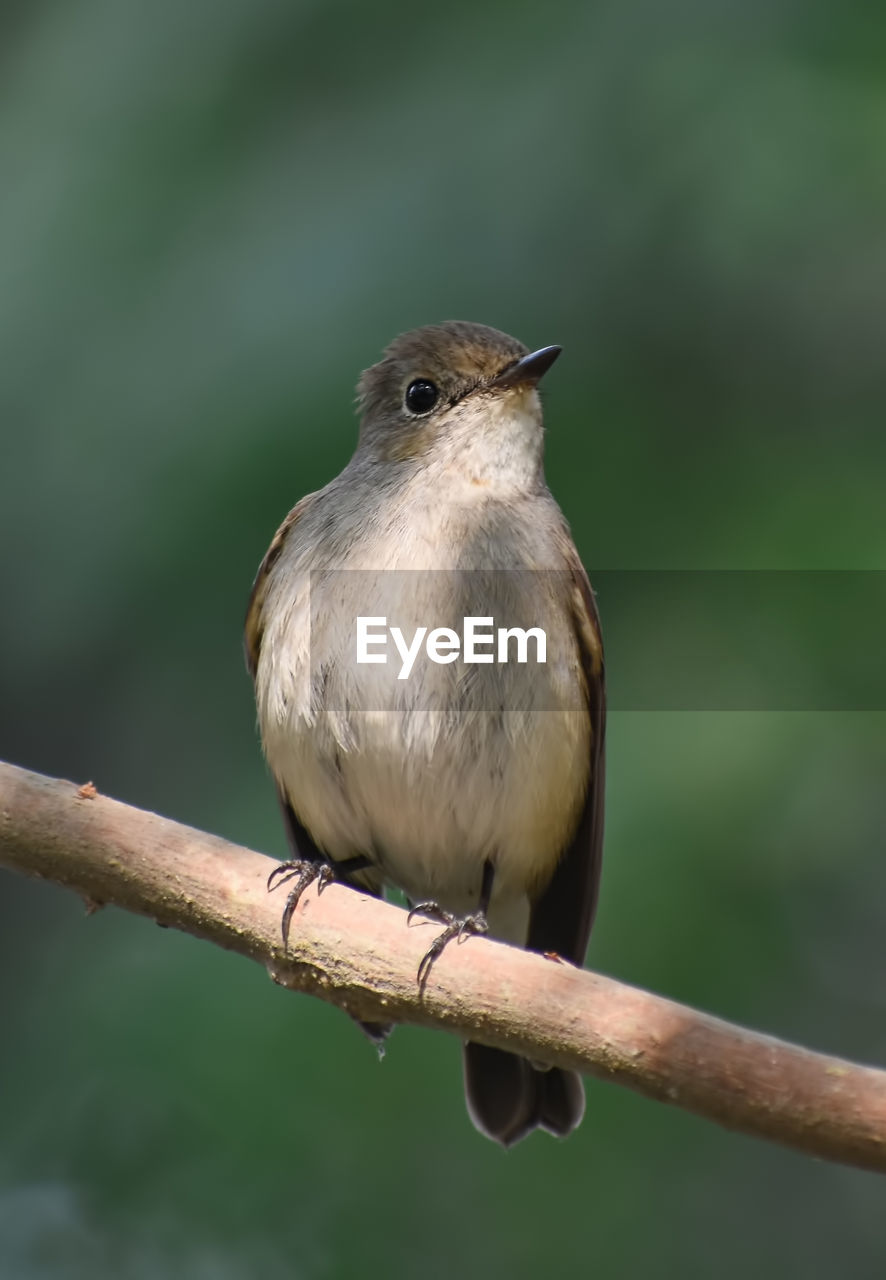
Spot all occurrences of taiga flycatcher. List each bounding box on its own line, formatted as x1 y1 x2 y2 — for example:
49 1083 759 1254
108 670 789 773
245 321 605 1146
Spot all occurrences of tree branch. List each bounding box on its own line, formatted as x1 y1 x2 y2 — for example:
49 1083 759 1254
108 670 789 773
1 758 884 1172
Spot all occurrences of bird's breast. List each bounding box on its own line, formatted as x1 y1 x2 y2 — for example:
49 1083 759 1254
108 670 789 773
255 488 591 940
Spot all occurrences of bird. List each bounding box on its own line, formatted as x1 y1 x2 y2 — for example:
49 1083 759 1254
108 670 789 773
245 320 605 1146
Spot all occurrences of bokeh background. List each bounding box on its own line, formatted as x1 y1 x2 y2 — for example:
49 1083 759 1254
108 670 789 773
2 0 886 1275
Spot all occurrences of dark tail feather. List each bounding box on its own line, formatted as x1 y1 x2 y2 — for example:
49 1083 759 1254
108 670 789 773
355 1017 393 1050
463 1042 585 1147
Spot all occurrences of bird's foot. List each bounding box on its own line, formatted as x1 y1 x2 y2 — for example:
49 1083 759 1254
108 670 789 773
407 901 489 989
267 859 335 948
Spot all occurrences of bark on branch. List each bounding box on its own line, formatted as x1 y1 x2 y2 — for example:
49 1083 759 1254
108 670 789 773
1 758 884 1173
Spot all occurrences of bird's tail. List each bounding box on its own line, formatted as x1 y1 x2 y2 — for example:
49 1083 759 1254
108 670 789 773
463 1041 585 1147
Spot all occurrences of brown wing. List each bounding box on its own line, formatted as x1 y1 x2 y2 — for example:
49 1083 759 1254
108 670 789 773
527 545 605 965
244 492 318 679
244 491 329 862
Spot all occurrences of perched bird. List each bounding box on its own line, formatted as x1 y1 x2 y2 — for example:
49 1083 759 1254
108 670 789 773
245 321 605 1146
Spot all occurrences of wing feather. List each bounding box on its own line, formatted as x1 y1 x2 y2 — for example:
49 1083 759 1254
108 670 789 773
243 493 318 678
527 544 605 964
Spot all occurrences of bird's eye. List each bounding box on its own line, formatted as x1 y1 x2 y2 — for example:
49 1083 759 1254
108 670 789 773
404 379 439 415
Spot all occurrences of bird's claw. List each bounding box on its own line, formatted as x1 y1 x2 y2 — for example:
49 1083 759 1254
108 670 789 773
267 858 332 949
407 900 452 927
409 902 489 990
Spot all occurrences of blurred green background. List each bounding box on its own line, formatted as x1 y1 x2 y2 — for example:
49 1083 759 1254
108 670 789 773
2 0 886 1275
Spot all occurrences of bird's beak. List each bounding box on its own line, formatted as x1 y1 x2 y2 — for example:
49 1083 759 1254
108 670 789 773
488 345 562 390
